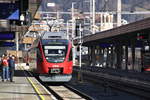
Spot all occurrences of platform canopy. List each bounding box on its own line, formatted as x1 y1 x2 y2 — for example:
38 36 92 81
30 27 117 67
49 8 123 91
0 0 42 32
74 17 150 46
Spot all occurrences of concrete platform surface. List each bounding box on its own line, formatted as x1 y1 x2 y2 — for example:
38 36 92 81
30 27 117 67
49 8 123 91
0 66 55 100
0 76 40 100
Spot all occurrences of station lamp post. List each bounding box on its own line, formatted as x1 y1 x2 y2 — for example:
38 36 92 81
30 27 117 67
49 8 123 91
15 14 25 64
15 30 19 64
78 24 83 82
20 14 25 25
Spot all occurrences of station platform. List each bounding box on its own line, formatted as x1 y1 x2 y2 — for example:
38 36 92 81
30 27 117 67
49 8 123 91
73 66 150 98
0 66 54 100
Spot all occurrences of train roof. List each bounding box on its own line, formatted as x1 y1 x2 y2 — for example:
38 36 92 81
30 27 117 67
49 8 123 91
41 31 67 39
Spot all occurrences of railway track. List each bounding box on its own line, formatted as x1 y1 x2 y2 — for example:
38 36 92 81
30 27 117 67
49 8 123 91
73 67 150 99
22 66 149 100
30 72 93 100
22 66 93 100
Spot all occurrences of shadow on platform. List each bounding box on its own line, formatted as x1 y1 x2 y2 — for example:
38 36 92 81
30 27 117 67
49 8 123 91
14 70 26 77
0 70 32 77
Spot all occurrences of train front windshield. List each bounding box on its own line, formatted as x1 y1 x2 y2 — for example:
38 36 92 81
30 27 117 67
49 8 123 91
42 39 68 63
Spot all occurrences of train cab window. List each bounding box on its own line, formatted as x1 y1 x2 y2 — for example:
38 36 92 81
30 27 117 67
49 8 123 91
43 45 67 63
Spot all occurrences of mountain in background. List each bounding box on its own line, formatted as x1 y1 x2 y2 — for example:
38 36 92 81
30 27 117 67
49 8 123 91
39 0 150 23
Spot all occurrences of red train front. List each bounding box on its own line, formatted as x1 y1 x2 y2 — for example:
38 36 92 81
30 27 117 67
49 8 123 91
28 32 73 82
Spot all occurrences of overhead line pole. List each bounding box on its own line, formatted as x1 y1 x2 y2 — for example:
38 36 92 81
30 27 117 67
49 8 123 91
117 0 122 26
72 2 76 66
90 0 92 34
92 0 95 34
72 2 75 39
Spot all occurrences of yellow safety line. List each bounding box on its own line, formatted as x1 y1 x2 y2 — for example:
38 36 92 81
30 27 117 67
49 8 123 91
19 66 45 100
27 77 45 100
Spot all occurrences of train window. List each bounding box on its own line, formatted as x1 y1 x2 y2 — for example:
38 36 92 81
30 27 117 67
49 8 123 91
43 45 67 63
44 46 66 56
42 39 68 45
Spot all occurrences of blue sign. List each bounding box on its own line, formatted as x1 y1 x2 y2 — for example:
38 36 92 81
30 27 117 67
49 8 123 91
0 32 15 40
99 43 111 48
0 1 20 20
7 9 19 20
0 42 15 47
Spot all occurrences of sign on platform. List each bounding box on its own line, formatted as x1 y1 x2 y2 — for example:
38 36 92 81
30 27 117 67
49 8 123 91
0 32 15 40
47 3 55 7
22 37 36 44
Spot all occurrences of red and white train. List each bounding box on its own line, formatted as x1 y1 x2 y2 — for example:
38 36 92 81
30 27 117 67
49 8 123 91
27 32 73 82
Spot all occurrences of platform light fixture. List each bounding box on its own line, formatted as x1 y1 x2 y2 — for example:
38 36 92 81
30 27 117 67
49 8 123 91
20 14 25 25
47 3 55 7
